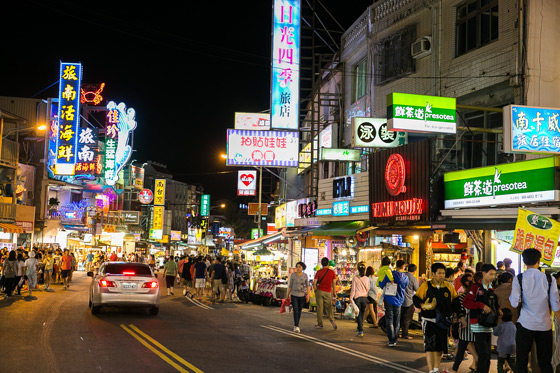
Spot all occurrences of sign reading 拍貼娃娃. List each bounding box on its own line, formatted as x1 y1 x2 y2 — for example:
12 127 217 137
226 129 299 167
351 118 407 148
444 157 559 209
271 0 300 130
387 93 456 134
154 179 166 206
201 194 210 217
55 62 83 175
510 208 560 266
503 105 560 154
104 101 136 186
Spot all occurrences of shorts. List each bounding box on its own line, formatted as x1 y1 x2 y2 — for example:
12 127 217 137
61 270 71 278
45 269 53 273
195 278 206 288
165 275 175 288
181 278 193 287
212 279 223 293
422 319 449 354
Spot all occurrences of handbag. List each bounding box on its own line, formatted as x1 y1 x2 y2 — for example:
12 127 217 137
384 282 398 297
435 309 453 330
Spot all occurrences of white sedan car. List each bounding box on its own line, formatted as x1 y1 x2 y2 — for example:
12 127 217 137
88 262 160 315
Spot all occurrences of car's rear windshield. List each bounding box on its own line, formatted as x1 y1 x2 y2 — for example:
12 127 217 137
104 264 152 276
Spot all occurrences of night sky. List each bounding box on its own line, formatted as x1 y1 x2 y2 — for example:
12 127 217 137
1 0 372 201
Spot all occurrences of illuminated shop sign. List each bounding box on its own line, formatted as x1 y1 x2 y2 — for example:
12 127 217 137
503 105 560 154
152 206 164 230
320 148 361 162
444 157 559 209
75 127 100 175
316 208 332 216
298 200 317 218
333 201 350 216
154 179 166 206
351 118 407 148
333 176 353 199
371 199 424 219
271 0 300 130
237 170 257 196
510 209 560 266
201 194 210 217
387 93 456 134
139 189 153 204
55 62 83 175
226 129 299 167
80 83 105 105
105 101 136 185
350 205 369 214
235 112 270 130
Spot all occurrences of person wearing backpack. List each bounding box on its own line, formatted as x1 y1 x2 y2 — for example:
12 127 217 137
463 263 499 373
2 250 17 299
509 248 560 373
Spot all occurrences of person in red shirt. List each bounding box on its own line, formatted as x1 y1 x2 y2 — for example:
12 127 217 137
60 249 73 289
312 257 338 330
110 252 118 261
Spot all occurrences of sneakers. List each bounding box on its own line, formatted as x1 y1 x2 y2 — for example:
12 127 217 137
329 320 338 330
388 342 397 347
356 331 364 337
315 324 323 329
183 289 187 296
293 326 300 333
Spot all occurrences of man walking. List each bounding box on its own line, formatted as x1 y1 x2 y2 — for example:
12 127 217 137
379 259 409 347
210 256 226 303
60 249 73 289
509 248 560 373
193 256 207 300
312 257 337 330
400 263 419 340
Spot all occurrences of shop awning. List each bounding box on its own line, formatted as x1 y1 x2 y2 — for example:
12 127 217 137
0 222 24 234
308 221 369 237
238 232 283 250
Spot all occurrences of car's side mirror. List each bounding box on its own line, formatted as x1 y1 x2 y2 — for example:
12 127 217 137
87 271 94 277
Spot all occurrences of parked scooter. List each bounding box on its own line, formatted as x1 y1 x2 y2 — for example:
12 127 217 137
237 275 252 303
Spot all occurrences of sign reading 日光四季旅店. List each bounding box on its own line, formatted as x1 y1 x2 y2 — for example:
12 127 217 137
444 157 560 209
387 93 456 134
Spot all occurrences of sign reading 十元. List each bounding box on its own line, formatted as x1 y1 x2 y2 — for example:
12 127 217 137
226 129 299 167
271 0 300 130
510 208 560 266
444 157 559 209
387 93 456 134
154 179 166 206
351 118 407 148
503 105 560 154
201 194 210 217
55 62 83 175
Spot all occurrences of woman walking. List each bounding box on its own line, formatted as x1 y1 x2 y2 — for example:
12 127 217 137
15 253 25 295
286 261 310 333
2 251 17 299
363 266 379 328
350 262 370 337
163 257 178 296
452 273 478 372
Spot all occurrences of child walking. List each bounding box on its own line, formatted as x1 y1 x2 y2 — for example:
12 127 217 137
492 308 516 373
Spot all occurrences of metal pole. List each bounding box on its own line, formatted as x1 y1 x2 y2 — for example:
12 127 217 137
257 166 263 238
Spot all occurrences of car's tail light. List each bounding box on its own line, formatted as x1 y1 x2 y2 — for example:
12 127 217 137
99 279 116 287
122 271 135 275
142 281 158 289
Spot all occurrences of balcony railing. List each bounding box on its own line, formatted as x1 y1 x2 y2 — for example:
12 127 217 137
0 203 16 220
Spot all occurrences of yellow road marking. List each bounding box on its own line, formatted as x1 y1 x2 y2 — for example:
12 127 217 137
129 324 204 373
120 325 193 373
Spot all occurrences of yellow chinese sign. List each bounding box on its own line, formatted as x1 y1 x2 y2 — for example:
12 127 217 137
510 208 560 265
152 206 164 230
154 179 166 206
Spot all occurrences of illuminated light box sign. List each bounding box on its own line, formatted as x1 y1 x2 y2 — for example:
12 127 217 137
75 127 99 175
235 112 270 130
350 205 369 214
154 179 166 206
55 62 83 175
275 203 286 229
104 101 136 185
351 118 407 148
201 194 210 217
237 170 257 196
316 208 332 216
226 129 299 167
503 105 560 154
333 176 353 199
333 201 350 216
271 0 300 130
371 199 424 219
152 206 164 230
170 230 181 241
320 148 361 162
444 157 559 209
80 83 105 105
387 93 456 134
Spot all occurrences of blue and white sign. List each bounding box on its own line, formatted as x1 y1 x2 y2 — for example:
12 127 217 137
271 0 300 130
350 205 369 214
333 201 350 216
316 208 332 216
504 104 560 154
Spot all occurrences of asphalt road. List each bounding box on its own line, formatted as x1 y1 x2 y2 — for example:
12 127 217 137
0 272 495 373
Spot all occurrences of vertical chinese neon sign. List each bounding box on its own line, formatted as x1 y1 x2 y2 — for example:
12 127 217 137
55 62 82 175
104 101 136 185
271 0 300 130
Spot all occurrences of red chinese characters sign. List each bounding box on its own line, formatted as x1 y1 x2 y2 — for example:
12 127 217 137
510 209 560 266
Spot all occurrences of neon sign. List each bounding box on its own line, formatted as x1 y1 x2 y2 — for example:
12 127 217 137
371 198 424 219
80 83 105 105
104 101 136 185
385 153 406 196
55 62 83 175
271 0 300 130
75 127 99 175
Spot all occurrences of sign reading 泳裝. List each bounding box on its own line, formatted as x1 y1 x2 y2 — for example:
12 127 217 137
387 93 456 134
503 104 560 154
55 62 83 175
226 129 299 167
271 0 300 130
351 118 407 148
510 208 560 266
444 157 559 209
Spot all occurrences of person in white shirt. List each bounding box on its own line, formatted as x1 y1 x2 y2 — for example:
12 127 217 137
509 248 560 373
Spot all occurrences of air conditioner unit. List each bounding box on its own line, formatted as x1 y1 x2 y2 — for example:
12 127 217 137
411 36 432 59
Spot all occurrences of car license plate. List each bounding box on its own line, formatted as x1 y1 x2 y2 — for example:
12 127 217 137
122 283 136 290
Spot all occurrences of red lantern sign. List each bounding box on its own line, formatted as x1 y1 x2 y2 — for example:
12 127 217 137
139 189 154 204
385 153 406 196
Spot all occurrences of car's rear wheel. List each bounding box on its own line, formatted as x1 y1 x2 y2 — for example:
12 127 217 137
91 304 101 314
149 306 159 315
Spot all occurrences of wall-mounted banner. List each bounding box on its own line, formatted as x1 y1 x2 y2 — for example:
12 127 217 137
105 101 137 185
55 62 83 175
320 148 361 162
235 112 270 130
503 104 560 154
201 194 210 217
444 157 559 209
154 179 166 206
237 170 257 196
271 0 300 130
510 208 560 266
387 93 456 134
226 129 299 167
351 118 407 148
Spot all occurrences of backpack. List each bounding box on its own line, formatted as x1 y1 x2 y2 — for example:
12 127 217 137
4 260 15 278
517 272 552 310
